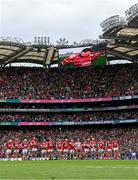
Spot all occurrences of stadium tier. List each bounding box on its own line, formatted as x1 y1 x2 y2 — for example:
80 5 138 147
0 64 137 99
0 110 138 122
0 126 137 160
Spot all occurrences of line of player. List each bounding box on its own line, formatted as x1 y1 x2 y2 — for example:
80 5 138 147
4 137 119 159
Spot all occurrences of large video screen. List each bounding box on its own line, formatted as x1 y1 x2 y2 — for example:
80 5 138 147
58 45 106 68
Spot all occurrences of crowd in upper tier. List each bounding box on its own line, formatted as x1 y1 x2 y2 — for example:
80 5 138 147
0 127 137 160
0 64 137 100
0 110 137 122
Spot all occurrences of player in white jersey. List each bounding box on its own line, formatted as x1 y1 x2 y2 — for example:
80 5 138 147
75 140 82 159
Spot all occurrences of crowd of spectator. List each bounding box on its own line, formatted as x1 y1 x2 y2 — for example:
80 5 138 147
0 126 137 160
0 64 137 100
0 65 137 161
0 110 137 122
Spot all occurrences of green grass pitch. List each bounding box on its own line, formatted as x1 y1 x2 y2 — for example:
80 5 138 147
0 160 138 179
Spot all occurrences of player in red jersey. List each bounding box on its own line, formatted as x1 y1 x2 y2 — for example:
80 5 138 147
13 140 20 158
47 138 54 160
83 139 90 159
112 140 119 159
90 137 97 159
98 140 104 159
69 139 75 159
31 137 38 158
63 139 68 160
40 139 48 158
21 139 29 157
56 139 63 160
105 141 112 160
75 139 82 159
98 141 104 152
5 139 13 158
90 138 97 151
106 141 112 152
112 140 119 151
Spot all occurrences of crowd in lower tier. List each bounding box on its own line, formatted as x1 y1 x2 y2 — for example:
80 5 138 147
0 110 137 122
0 127 137 160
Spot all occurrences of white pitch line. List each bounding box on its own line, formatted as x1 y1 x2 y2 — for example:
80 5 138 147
86 166 138 169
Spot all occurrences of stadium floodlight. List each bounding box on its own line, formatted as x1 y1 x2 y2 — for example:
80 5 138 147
125 3 138 22
56 38 69 46
100 15 127 32
41 37 43 45
34 36 37 45
34 36 51 46
38 36 40 45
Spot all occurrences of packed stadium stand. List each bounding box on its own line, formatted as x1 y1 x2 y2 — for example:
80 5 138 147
0 64 137 99
0 3 137 160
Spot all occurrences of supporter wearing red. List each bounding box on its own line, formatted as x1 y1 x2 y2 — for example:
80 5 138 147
0 65 137 100
0 110 137 122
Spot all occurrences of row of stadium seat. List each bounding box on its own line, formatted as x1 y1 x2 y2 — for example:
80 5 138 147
0 110 137 122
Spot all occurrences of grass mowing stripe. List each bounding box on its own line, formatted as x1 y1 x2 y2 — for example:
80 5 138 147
0 160 138 179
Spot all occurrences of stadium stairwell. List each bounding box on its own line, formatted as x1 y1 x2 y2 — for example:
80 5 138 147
46 47 55 65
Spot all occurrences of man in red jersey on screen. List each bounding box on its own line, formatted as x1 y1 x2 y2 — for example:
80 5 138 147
61 50 102 67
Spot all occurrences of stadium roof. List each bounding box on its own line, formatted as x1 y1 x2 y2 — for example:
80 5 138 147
0 40 56 66
0 37 137 66
0 3 137 67
107 43 138 61
100 3 138 62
